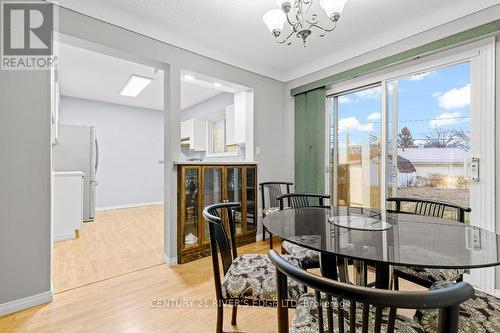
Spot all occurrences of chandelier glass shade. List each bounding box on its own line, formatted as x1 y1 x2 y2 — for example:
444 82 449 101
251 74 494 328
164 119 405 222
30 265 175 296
263 0 348 46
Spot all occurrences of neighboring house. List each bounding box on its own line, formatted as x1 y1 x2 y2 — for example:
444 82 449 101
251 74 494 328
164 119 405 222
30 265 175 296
391 155 417 187
397 148 469 188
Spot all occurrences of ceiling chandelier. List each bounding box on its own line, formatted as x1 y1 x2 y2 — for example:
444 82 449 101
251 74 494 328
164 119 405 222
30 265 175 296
263 0 348 46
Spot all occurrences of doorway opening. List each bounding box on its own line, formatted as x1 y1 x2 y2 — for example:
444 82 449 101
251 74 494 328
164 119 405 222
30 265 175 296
51 40 164 292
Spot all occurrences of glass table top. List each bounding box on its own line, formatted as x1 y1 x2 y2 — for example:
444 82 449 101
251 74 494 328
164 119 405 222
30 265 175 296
263 207 500 269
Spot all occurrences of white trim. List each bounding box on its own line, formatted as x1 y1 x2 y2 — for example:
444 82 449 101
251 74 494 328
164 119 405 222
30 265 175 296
0 291 53 316
53 232 76 241
465 37 496 294
163 253 177 267
380 81 388 208
324 96 330 194
96 201 164 212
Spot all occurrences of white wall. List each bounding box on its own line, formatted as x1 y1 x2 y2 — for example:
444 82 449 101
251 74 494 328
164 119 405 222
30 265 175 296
59 96 164 209
181 92 233 121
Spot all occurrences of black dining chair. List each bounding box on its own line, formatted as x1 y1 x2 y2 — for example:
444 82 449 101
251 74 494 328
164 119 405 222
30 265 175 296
260 181 293 247
203 202 305 333
276 193 330 269
387 197 471 289
269 249 474 333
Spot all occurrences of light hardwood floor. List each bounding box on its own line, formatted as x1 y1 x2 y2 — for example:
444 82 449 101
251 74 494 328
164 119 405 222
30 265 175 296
2 206 422 333
52 205 164 292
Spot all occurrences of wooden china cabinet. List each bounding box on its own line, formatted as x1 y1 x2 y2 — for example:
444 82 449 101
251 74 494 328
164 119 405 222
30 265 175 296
176 162 257 264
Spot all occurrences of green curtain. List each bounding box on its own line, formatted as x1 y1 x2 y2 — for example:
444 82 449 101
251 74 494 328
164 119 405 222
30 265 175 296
294 87 326 193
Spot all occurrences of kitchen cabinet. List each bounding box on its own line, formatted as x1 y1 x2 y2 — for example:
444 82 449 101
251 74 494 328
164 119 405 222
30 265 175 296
176 162 257 264
53 171 84 241
181 118 206 151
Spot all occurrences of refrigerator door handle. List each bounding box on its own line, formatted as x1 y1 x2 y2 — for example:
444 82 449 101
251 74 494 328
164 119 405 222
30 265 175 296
94 137 99 175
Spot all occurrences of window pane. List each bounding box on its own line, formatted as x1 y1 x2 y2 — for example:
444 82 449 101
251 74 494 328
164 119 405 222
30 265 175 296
212 119 226 153
335 86 382 208
393 62 471 218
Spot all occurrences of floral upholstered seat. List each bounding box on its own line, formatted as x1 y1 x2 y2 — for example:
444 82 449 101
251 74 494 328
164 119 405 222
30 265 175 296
221 254 305 301
281 235 321 268
395 266 465 284
263 207 280 216
415 283 500 333
290 293 425 333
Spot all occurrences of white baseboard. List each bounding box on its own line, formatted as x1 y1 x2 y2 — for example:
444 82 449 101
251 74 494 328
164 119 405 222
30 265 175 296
0 291 53 316
163 253 177 267
494 289 500 298
53 232 76 241
96 201 164 212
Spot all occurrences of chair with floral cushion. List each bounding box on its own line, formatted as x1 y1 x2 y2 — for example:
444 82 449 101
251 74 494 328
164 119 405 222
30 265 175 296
269 249 474 333
387 197 471 289
277 193 330 269
260 181 293 247
203 202 305 333
415 281 500 333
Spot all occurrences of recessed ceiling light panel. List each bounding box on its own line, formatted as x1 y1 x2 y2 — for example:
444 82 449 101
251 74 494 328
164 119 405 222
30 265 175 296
120 74 152 97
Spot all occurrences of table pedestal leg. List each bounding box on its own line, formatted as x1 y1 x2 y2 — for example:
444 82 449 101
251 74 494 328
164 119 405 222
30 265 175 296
320 253 338 280
353 260 366 286
337 257 350 283
375 262 392 289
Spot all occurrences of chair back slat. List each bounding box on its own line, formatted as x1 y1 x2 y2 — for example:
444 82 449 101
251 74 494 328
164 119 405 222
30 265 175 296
315 291 325 333
361 304 369 333
337 297 344 333
387 307 397 333
269 250 474 333
349 300 356 333
388 197 471 223
269 184 283 208
326 295 334 333
374 306 383 333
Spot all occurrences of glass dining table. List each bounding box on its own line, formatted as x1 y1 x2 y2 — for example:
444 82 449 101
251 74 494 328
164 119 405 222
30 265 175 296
263 206 500 289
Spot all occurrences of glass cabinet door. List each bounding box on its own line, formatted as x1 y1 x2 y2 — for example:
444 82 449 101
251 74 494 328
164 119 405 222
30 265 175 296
226 167 243 235
202 167 223 244
245 167 256 232
183 167 200 248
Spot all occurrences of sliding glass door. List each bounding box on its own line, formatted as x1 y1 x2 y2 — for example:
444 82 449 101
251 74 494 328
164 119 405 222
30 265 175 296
327 43 496 293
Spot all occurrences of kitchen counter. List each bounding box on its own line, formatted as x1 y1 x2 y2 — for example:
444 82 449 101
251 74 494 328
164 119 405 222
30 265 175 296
174 161 258 166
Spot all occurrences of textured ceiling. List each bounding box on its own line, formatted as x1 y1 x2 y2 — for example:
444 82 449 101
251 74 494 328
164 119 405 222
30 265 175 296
53 0 500 81
58 42 223 110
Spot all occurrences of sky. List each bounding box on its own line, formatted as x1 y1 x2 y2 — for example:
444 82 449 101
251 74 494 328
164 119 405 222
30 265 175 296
329 61 471 149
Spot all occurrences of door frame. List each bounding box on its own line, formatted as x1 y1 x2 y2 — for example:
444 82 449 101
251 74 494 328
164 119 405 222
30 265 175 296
326 37 496 293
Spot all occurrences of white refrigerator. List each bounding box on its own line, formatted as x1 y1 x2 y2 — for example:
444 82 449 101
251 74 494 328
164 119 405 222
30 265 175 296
53 124 98 221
